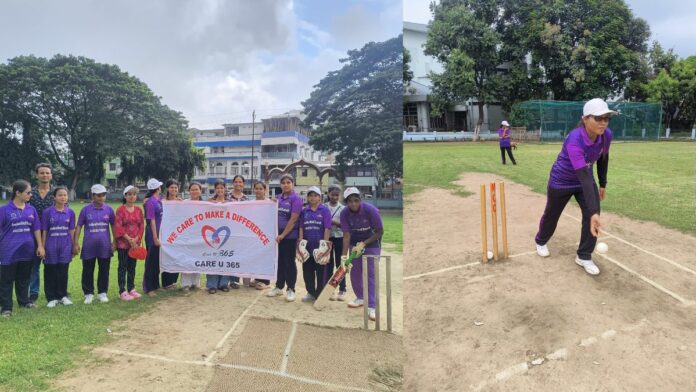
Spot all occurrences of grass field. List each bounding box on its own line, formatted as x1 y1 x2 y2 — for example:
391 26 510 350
404 141 696 235
0 201 402 391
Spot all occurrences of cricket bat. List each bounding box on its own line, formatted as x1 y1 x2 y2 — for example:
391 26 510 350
313 243 365 310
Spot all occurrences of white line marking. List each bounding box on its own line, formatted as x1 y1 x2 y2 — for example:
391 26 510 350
563 213 696 277
579 337 598 347
97 348 371 392
205 292 263 363
596 252 696 307
546 348 568 360
280 321 298 374
601 330 617 339
495 362 528 381
404 251 538 281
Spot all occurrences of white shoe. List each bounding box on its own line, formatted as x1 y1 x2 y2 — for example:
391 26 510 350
536 244 550 257
266 287 283 297
575 256 600 275
301 293 315 302
286 289 296 302
97 293 109 303
84 294 94 304
47 300 59 308
61 297 73 306
329 291 339 301
368 307 376 321
337 291 347 301
347 298 364 308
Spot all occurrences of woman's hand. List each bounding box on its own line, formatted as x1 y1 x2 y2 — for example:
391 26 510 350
276 233 285 243
590 214 601 237
37 246 45 259
599 187 606 201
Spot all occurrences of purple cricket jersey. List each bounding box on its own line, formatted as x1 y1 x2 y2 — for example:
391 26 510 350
77 203 115 260
549 127 613 189
498 128 511 147
0 201 40 265
278 192 302 239
340 202 383 249
144 195 163 247
42 206 76 264
300 204 331 250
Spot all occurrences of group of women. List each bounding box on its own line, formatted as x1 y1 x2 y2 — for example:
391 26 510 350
0 171 384 320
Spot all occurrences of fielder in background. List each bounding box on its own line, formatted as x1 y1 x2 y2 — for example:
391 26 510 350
324 184 346 301
534 98 614 276
340 187 383 321
498 120 516 165
297 186 332 303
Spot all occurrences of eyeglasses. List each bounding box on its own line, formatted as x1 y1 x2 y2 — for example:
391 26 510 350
591 115 611 123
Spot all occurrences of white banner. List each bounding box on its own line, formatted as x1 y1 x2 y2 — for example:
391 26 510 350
160 200 278 279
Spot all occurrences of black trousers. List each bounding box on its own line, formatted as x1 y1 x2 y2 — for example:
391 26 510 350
329 237 346 292
161 272 179 288
143 245 160 293
117 249 137 294
535 185 600 260
44 263 70 301
500 146 516 164
302 255 328 298
82 258 110 295
275 238 297 291
0 261 32 311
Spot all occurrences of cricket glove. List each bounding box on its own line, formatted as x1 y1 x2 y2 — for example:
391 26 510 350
313 240 332 265
295 239 310 263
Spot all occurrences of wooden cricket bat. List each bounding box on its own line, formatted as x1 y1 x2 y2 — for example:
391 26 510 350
313 243 365 310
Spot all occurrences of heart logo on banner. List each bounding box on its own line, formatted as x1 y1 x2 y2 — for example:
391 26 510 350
201 225 231 249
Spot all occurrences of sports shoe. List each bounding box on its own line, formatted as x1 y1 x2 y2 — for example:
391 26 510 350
368 307 376 321
286 288 296 302
97 293 109 303
120 292 133 301
47 300 59 308
61 297 73 305
347 298 364 308
84 294 94 304
23 302 36 309
337 291 347 301
129 290 141 299
536 244 550 257
255 281 268 290
230 281 240 289
1 310 11 318
330 291 339 301
266 287 283 297
575 256 600 275
301 293 315 302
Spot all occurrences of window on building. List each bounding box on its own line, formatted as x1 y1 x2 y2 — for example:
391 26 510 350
403 103 418 130
109 163 116 171
225 126 240 136
231 162 239 175
302 168 308 177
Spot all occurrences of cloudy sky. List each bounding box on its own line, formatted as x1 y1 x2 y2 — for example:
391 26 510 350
0 0 401 129
404 0 696 59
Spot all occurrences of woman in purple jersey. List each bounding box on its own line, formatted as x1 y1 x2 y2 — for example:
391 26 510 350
143 178 164 296
0 180 44 317
534 98 615 275
498 121 516 165
298 186 332 302
41 186 76 308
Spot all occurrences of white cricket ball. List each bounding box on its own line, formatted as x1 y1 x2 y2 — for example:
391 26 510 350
596 242 608 254
487 251 494 260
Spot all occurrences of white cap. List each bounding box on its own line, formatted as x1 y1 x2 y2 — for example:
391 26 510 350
123 185 136 196
307 186 321 196
583 98 617 117
501 120 510 127
147 178 163 190
91 184 107 194
343 187 360 200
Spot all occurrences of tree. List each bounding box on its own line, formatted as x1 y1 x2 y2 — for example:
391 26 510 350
425 0 504 133
403 47 414 85
645 56 696 130
302 35 402 178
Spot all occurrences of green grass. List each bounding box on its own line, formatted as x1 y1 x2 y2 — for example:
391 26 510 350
381 211 403 252
404 141 696 235
0 202 182 392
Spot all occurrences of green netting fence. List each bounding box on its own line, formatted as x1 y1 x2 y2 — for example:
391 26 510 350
510 100 663 141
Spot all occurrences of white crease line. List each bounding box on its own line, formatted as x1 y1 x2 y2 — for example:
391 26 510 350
404 251 538 281
96 348 371 392
596 252 696 307
563 213 696 277
205 292 263 363
280 321 298 374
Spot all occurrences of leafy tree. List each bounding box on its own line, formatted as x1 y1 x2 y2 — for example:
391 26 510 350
302 35 402 178
403 47 414 85
645 56 696 129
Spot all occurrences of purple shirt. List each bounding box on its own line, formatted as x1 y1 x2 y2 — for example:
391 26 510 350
144 196 163 247
42 206 75 264
498 128 511 147
0 201 40 265
340 202 383 249
549 127 613 189
301 204 332 250
77 203 115 260
278 192 303 240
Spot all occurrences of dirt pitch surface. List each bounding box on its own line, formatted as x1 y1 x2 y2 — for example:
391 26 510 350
54 248 403 392
404 173 696 392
